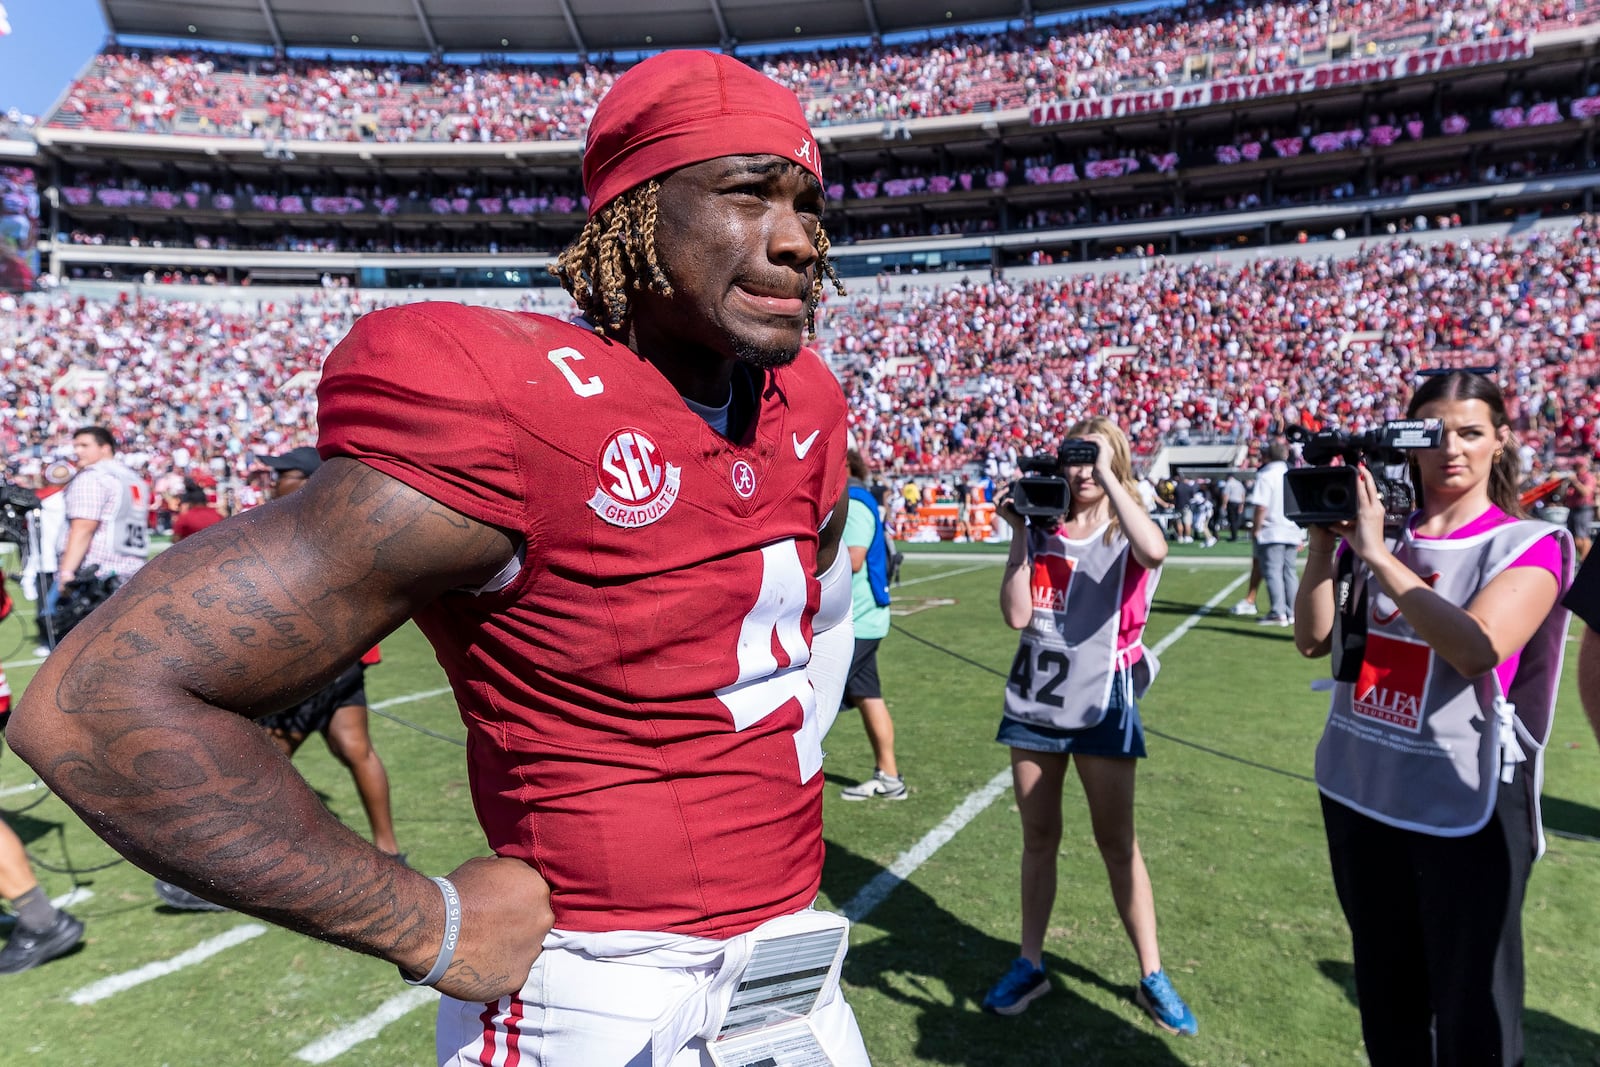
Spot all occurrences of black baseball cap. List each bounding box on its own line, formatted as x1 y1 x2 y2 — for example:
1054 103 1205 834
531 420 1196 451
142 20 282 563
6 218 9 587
257 447 323 476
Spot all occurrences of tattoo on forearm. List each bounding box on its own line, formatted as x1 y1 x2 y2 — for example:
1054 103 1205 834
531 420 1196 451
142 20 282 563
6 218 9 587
44 725 430 961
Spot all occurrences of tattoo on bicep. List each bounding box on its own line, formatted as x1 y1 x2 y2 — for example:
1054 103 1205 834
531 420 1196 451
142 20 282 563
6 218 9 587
152 603 251 672
215 559 314 652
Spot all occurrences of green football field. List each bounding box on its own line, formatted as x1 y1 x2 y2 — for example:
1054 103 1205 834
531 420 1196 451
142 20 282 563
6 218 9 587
2 552 1598 1065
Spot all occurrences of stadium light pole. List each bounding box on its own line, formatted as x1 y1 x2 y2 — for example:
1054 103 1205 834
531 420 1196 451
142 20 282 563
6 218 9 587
407 0 441 57
553 0 588 55
253 0 286 52
859 0 882 37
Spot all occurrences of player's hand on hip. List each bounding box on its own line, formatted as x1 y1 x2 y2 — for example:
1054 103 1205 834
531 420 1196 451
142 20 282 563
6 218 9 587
432 855 553 1002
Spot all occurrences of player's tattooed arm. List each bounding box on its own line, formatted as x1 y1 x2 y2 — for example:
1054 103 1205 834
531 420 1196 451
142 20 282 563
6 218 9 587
8 458 553 1000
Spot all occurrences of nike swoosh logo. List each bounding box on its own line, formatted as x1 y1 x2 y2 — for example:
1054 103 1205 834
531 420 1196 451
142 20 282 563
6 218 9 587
793 430 821 459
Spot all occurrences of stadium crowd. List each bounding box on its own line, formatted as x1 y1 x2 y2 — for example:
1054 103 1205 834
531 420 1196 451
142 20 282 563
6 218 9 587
54 90 1597 226
41 0 1587 141
3 221 1596 516
822 219 1599 482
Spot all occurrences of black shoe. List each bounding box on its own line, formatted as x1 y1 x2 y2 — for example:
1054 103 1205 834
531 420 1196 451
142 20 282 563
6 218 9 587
153 879 229 912
0 910 85 974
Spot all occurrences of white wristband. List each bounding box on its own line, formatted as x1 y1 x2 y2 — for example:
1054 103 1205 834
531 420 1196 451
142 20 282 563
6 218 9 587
402 876 461 987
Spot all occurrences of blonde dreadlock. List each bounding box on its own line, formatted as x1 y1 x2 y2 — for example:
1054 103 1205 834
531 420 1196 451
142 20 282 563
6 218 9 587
550 181 846 339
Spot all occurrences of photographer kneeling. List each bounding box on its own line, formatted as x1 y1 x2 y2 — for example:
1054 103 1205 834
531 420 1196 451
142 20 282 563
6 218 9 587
1294 371 1571 1066
981 418 1197 1035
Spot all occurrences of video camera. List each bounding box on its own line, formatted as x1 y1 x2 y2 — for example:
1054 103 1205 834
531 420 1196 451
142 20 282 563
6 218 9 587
1283 420 1442 526
0 481 40 547
1010 439 1099 518
47 564 123 643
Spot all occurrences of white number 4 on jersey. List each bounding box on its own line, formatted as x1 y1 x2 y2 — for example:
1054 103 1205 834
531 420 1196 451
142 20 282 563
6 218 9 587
715 540 824 782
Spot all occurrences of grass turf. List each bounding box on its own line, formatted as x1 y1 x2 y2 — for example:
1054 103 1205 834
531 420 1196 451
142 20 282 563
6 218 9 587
1 558 1597 1065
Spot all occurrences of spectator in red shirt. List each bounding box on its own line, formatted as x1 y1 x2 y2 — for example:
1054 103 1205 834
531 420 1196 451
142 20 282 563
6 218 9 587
169 486 224 542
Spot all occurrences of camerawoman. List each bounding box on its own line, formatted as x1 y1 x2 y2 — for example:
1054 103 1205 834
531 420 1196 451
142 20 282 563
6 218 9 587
1292 371 1571 1064
982 420 1198 1034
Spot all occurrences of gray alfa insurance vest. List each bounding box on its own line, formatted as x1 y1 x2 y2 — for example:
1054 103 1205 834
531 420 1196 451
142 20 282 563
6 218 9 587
1003 522 1161 731
1315 519 1572 849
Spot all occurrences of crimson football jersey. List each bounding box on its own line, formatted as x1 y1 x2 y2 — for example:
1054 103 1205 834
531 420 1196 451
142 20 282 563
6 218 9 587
318 303 849 939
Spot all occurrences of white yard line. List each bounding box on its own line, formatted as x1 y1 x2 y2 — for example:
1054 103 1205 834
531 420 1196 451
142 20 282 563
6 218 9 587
371 687 454 709
0 781 43 799
1149 573 1249 658
68 924 269 1005
843 572 1248 926
51 888 94 910
895 562 996 588
842 769 1014 923
294 988 440 1064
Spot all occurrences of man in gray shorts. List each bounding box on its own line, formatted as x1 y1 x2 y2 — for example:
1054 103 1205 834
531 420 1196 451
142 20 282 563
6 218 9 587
839 451 907 801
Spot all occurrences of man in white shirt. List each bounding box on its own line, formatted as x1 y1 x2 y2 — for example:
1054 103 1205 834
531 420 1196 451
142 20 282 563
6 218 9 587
48 427 150 645
1248 440 1303 626
55 426 149 588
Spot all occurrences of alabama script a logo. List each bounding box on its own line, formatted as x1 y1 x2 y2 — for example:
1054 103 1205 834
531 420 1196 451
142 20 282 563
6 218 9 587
588 427 682 528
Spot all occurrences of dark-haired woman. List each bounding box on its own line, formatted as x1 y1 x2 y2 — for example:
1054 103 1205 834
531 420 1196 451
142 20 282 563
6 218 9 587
1295 371 1571 1065
981 417 1197 1035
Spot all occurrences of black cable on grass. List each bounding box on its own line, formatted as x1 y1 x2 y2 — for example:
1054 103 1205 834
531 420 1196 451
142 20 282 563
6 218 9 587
0 582 36 663
891 621 1600 843
893 620 1322 788
368 706 467 748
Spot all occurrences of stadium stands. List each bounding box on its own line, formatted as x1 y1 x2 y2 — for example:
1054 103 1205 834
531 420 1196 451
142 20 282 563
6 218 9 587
41 0 1592 141
821 219 1597 478
6 0 1596 510
5 222 1594 493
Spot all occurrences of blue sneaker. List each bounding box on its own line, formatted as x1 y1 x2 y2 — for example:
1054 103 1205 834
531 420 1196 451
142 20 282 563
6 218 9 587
982 958 1049 1016
1137 969 1198 1035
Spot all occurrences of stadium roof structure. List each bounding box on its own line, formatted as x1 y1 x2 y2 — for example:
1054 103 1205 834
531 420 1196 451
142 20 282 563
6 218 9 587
97 0 1100 57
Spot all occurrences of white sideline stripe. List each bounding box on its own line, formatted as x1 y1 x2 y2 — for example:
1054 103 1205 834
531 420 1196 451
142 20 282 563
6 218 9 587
276 575 1253 1056
51 888 93 909
843 768 1013 923
69 924 269 1005
0 781 42 799
294 988 439 1064
371 687 454 709
842 571 1248 926
1149 572 1249 657
896 563 994 588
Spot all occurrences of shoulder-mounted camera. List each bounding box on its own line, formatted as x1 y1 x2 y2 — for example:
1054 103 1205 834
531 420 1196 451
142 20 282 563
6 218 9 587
48 564 124 643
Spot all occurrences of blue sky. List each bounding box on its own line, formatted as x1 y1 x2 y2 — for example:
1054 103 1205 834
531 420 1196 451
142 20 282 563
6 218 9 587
1 0 109 116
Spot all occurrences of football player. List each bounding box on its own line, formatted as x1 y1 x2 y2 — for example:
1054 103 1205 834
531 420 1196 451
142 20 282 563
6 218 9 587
10 50 865 1064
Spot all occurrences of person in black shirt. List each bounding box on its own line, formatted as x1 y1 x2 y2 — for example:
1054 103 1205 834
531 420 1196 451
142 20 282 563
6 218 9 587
1562 552 1600 745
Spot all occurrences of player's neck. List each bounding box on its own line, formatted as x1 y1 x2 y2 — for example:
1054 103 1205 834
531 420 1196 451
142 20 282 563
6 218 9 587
626 323 736 408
